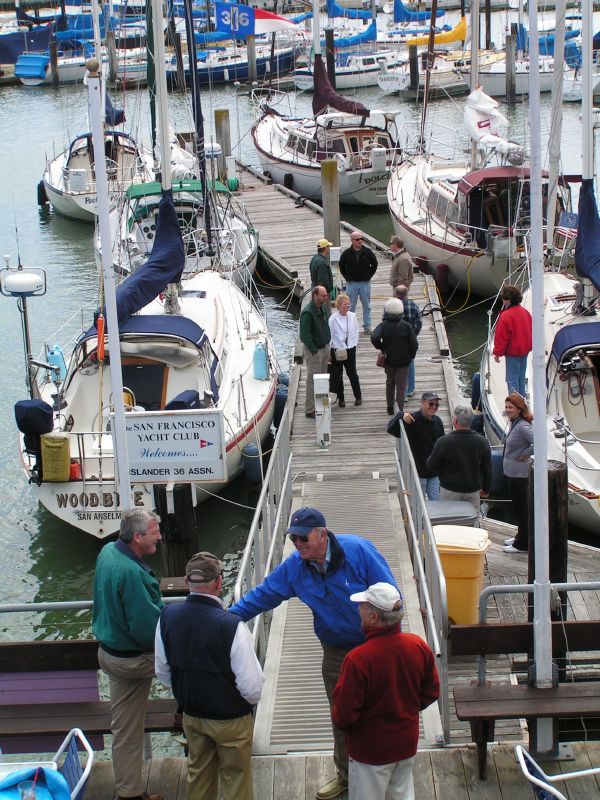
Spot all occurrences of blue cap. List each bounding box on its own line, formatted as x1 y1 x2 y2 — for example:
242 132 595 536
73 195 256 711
287 507 327 535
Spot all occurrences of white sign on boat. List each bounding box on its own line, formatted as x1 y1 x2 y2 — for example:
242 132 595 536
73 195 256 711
123 410 227 483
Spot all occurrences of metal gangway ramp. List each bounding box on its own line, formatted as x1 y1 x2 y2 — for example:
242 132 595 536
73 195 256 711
252 478 443 756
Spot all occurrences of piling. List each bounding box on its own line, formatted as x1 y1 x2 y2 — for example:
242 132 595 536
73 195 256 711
214 109 231 181
107 30 117 83
409 45 418 91
247 35 257 83
172 31 186 92
505 31 516 104
49 40 59 87
321 159 340 247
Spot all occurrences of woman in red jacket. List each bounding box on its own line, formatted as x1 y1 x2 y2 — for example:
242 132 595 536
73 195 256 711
493 284 532 397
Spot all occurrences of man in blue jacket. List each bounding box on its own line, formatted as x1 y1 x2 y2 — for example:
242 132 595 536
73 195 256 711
230 507 398 800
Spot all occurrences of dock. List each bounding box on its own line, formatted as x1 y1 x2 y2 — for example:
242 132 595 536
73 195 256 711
231 160 600 795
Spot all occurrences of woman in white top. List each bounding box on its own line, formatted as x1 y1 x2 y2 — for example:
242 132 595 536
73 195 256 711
328 293 362 407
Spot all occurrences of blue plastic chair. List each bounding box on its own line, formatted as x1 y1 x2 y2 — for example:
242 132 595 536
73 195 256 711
516 744 600 799
53 729 94 800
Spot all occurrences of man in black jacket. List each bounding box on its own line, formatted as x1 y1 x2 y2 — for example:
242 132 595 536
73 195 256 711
399 391 445 500
339 231 378 334
426 405 492 511
155 552 264 800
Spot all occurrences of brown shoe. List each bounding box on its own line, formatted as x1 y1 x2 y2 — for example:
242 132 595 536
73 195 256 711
306 411 316 418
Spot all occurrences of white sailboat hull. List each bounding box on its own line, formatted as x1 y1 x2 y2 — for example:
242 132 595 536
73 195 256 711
481 271 600 534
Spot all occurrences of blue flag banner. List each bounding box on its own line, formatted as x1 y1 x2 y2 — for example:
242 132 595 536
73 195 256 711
215 2 255 38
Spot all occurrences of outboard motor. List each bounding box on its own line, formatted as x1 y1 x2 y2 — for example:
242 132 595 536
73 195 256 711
14 398 54 484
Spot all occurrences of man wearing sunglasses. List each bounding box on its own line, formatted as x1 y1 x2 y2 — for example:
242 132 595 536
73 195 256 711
230 506 397 800
399 391 445 501
339 231 378 335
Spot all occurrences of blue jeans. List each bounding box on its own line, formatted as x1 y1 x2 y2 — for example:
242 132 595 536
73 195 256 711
420 476 440 501
346 281 372 330
506 355 528 396
405 359 416 397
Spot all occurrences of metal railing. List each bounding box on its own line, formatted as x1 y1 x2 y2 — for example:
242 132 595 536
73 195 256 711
476 581 600 686
393 426 450 742
234 404 293 665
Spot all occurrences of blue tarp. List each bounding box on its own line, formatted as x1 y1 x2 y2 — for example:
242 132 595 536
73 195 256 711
394 0 444 23
0 767 70 800
574 178 600 293
551 322 600 362
290 11 312 23
0 26 53 64
326 0 371 20
194 30 231 44
115 190 185 325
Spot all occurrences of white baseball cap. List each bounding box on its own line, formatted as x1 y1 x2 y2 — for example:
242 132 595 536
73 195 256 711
350 582 401 611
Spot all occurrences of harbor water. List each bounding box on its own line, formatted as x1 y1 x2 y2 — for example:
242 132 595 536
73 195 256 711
0 25 595 632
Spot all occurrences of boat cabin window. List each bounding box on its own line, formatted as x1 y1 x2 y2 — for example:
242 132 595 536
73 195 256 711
427 187 458 225
306 139 316 159
286 133 298 150
328 138 346 155
348 136 359 154
376 135 390 148
362 57 376 66
295 137 308 155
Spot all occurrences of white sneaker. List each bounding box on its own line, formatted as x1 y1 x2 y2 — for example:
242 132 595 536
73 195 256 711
504 537 515 546
503 544 527 553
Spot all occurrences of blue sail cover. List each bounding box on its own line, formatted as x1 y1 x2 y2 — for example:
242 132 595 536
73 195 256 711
327 0 371 20
574 178 600 293
116 190 185 325
551 322 600 362
290 11 312 23
394 0 444 23
0 25 53 64
194 30 231 44
319 21 376 48
106 94 126 126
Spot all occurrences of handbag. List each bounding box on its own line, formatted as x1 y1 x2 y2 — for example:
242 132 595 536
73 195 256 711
335 348 348 362
376 352 386 368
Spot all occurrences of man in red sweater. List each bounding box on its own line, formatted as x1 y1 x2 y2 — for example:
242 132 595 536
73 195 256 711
332 583 439 799
492 284 532 397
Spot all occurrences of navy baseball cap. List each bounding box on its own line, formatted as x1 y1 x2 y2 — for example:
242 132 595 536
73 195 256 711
288 507 327 535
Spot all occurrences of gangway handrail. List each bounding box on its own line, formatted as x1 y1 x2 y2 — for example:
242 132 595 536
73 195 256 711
234 403 294 663
393 423 450 742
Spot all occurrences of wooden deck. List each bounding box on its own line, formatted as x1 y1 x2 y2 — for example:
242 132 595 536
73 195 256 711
233 158 600 773
81 743 600 800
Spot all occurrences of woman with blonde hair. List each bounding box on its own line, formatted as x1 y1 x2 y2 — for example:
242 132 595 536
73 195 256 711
329 293 362 407
502 393 534 554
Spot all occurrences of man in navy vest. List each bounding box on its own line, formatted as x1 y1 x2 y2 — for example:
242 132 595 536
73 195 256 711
155 552 264 800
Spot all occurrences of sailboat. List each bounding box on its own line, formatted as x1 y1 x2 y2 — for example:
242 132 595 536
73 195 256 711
99 0 259 284
9 0 277 539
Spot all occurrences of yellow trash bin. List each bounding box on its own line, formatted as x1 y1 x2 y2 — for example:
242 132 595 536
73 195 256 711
433 525 490 624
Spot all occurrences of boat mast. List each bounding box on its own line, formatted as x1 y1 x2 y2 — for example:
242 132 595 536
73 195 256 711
469 0 479 166
527 0 553 751
312 0 321 63
86 57 132 511
418 0 438 154
581 0 595 307
545 0 566 248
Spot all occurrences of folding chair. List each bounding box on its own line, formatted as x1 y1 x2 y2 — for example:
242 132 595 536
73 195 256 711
516 744 600 799
53 729 94 800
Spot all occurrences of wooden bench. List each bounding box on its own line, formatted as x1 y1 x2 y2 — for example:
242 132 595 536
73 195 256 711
453 682 600 780
0 640 178 754
450 620 600 780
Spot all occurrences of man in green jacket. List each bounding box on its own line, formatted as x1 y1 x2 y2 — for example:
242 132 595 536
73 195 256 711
300 285 331 418
93 509 164 800
310 239 334 298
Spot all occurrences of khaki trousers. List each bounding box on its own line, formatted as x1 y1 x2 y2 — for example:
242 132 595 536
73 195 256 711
183 712 254 800
304 345 330 414
98 648 155 797
321 643 356 783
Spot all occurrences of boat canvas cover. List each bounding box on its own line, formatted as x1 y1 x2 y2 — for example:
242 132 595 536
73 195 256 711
312 53 370 117
324 22 377 48
116 189 185 324
0 25 52 64
574 178 600 293
80 314 206 348
551 322 600 363
394 0 444 23
458 167 532 195
327 0 371 21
